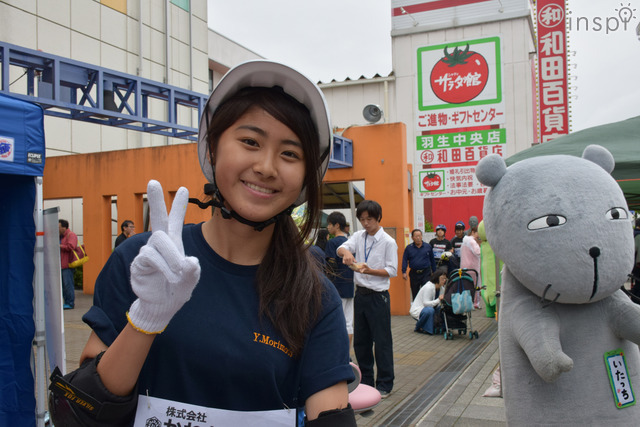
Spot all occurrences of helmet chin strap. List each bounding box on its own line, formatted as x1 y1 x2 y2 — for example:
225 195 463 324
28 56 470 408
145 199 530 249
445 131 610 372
188 183 294 232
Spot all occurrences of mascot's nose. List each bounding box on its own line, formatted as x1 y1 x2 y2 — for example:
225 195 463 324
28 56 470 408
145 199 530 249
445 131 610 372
589 247 600 258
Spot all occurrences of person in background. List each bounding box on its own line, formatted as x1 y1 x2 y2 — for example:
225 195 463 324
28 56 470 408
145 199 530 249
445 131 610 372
429 224 452 261
314 228 330 252
450 221 465 259
460 226 482 309
465 216 479 236
59 219 77 310
410 268 448 334
337 200 398 399
402 229 436 301
114 220 135 249
325 211 355 347
309 228 329 266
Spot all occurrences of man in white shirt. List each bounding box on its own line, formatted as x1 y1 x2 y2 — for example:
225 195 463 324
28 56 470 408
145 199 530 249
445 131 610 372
337 200 398 398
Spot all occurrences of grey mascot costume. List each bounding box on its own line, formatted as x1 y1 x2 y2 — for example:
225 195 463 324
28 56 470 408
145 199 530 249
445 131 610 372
476 145 640 425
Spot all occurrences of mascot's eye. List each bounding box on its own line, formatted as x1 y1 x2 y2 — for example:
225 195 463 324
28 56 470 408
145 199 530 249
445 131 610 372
605 207 628 220
527 215 567 230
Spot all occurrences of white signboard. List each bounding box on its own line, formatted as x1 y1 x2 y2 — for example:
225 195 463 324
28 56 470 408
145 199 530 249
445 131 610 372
417 166 488 198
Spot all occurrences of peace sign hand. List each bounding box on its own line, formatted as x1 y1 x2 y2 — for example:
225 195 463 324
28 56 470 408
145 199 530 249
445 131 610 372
127 180 201 334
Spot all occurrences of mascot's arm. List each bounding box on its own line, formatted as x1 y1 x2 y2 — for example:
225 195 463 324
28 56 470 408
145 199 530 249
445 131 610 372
608 290 640 343
504 269 573 382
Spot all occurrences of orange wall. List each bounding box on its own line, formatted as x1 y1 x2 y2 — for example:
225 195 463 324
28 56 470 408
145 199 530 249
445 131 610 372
43 143 210 294
43 123 414 314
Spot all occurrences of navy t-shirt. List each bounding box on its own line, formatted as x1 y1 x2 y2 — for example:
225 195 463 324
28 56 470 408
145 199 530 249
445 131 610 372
429 237 452 260
83 223 353 414
450 236 464 258
324 235 355 298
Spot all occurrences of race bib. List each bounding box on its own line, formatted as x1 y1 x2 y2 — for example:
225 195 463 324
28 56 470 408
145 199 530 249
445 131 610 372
134 394 296 426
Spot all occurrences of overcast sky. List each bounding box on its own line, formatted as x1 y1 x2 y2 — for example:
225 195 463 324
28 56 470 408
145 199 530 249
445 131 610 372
207 0 640 133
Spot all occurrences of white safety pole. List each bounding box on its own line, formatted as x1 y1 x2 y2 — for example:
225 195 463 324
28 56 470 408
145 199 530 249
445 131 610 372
34 176 46 427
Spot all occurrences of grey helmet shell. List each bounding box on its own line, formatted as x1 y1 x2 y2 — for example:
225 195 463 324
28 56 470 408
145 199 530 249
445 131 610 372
197 60 332 207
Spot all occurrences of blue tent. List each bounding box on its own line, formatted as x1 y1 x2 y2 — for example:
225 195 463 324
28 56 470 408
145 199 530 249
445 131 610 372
0 93 45 426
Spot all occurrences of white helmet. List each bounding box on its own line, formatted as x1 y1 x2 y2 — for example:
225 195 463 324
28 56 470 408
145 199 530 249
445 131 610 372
197 60 332 206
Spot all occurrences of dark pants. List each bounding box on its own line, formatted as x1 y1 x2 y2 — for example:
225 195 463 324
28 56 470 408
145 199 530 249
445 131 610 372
409 269 430 301
353 288 394 393
61 268 75 307
415 306 441 334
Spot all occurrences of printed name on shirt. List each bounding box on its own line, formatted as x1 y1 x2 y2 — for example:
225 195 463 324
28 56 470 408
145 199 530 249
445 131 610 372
253 332 293 358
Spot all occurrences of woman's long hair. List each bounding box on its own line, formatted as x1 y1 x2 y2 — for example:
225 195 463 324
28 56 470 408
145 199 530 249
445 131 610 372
207 87 325 356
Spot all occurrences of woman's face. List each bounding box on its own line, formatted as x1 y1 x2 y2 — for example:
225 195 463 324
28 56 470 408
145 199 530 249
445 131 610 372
213 106 306 223
438 274 447 287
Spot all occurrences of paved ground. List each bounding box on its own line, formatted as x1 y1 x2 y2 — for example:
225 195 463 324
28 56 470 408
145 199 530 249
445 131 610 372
62 290 505 426
416 334 504 426
61 291 93 372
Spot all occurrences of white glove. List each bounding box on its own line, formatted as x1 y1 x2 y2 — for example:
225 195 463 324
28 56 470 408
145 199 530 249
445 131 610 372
127 180 201 334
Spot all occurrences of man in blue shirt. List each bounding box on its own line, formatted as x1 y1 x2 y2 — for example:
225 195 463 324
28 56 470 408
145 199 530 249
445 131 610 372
402 229 437 301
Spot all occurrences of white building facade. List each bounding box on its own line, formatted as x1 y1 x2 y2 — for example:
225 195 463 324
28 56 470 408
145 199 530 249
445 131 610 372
1 0 538 236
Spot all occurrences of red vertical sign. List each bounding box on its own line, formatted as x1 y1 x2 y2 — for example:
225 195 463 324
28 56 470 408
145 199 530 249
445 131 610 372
536 0 569 142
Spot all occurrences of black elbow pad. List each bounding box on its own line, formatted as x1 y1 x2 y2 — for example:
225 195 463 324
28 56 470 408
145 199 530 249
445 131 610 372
49 353 138 426
306 404 356 427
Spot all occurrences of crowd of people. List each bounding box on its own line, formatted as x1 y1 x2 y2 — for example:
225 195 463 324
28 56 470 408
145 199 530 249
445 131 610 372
401 217 484 333
311 210 488 399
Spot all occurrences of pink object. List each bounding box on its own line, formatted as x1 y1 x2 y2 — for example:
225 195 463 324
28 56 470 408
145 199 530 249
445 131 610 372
348 363 382 413
460 235 481 288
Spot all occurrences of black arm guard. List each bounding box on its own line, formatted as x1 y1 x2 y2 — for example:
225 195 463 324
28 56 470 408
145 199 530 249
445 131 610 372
305 404 357 427
48 352 138 427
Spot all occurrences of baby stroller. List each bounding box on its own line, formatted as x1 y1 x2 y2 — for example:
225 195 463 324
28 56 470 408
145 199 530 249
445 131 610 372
440 268 479 340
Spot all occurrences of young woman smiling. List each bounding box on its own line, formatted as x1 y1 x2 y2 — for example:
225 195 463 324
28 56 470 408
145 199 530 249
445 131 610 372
49 61 355 427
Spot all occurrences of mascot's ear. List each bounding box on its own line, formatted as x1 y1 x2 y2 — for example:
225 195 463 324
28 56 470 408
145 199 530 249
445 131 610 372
582 144 614 174
476 154 507 187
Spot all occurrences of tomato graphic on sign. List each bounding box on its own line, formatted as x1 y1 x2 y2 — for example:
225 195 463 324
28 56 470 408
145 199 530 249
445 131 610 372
430 44 489 104
422 172 443 192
